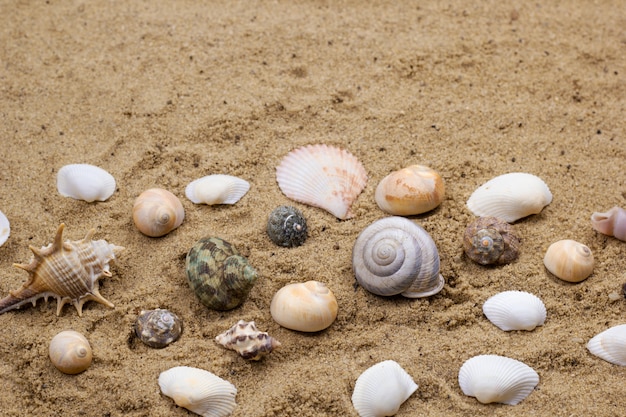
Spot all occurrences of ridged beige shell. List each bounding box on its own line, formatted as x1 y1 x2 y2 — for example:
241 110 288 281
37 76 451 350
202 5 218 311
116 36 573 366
375 165 445 216
185 175 250 205
158 366 237 417
275 144 367 220
133 188 185 237
49 330 93 374
483 291 546 331
458 355 539 405
352 216 444 298
466 173 552 222
0 224 123 316
270 281 338 332
543 239 594 282
591 206 626 242
215 320 281 361
352 360 418 417
57 164 116 202
0 210 9 247
587 324 626 366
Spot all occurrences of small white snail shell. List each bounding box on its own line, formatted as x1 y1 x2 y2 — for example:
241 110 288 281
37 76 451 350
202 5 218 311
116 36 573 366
352 216 444 298
132 188 185 237
543 239 594 283
49 330 93 374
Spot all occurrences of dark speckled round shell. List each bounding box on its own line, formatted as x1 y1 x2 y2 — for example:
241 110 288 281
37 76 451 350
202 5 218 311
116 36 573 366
463 217 521 265
185 237 258 310
134 308 182 348
266 206 308 247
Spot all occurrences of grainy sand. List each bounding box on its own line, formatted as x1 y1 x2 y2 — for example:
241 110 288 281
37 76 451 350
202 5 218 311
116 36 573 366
1 1 625 416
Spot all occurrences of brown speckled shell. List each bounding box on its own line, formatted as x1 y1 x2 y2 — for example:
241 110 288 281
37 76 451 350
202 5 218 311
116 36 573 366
135 309 183 348
463 217 520 265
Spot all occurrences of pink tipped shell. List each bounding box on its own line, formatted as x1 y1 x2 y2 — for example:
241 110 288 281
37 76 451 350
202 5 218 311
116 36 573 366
276 144 367 220
591 207 626 242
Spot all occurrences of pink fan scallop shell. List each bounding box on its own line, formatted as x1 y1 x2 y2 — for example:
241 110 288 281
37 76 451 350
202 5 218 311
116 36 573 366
276 144 367 219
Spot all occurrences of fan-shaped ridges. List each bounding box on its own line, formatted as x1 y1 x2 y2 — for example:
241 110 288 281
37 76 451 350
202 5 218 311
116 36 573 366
482 291 546 331
458 355 539 405
185 175 250 205
276 144 367 219
587 324 626 366
57 164 116 203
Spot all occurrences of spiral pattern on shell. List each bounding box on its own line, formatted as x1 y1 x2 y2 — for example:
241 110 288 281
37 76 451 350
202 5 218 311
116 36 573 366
132 188 185 237
49 330 93 374
135 309 183 348
266 205 308 247
352 216 444 298
463 217 520 265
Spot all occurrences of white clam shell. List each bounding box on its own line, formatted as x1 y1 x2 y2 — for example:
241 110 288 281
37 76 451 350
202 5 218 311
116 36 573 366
0 210 9 247
458 355 539 405
270 280 338 332
466 173 552 222
185 175 250 205
276 144 367 219
482 291 546 331
158 366 237 417
57 164 116 202
587 324 626 366
352 360 418 417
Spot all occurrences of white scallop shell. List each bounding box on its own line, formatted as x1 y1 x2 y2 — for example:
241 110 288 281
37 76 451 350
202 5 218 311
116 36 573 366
276 144 367 219
458 355 539 405
185 175 250 205
466 173 552 222
57 164 116 202
158 366 237 417
482 291 546 331
0 210 9 247
352 360 418 417
587 324 626 366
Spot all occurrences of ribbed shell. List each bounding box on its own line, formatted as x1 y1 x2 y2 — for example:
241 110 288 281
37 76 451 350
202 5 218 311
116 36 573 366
0 210 9 247
57 164 116 202
275 144 367 220
0 224 123 316
591 206 626 242
482 291 546 331
352 216 444 298
463 217 520 265
466 173 552 222
185 175 250 205
135 309 183 348
587 324 626 366
215 320 281 361
158 366 237 417
352 360 418 417
458 355 539 405
185 237 258 311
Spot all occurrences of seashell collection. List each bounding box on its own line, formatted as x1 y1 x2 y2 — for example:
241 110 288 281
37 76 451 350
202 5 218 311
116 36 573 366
49 330 93 374
135 308 183 349
215 320 281 360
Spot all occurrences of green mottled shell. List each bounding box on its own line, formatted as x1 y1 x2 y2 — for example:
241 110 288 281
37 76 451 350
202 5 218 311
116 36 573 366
185 237 258 310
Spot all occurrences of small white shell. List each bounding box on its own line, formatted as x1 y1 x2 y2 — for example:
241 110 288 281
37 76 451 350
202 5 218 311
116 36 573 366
352 360 418 417
543 239 594 283
270 281 338 332
458 355 539 405
49 330 93 374
587 324 626 366
158 366 237 417
482 291 546 331
0 210 9 247
466 173 552 222
57 164 116 202
185 175 250 205
276 144 368 220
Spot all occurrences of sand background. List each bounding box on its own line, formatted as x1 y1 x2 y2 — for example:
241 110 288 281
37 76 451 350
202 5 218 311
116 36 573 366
1 1 625 416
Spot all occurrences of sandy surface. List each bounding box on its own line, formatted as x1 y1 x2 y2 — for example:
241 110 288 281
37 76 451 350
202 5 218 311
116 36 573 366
1 1 625 416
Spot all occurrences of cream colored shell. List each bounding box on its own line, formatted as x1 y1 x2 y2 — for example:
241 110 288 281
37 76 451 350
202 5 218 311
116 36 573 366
49 330 93 374
543 239 594 282
0 210 9 247
482 291 546 331
132 188 185 237
215 320 281 361
57 164 116 202
185 175 250 205
270 281 338 332
375 165 445 216
587 324 626 366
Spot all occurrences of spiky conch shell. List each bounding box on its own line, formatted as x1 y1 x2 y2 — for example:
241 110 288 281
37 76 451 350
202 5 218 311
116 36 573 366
0 224 124 316
215 320 281 360
275 144 368 220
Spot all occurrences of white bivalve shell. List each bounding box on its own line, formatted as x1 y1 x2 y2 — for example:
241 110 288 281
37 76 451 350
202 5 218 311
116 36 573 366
458 355 539 405
276 144 367 220
466 173 552 222
587 324 626 366
57 164 116 202
0 210 9 247
185 175 250 205
543 239 594 283
482 291 546 331
270 280 338 332
158 366 237 417
352 360 418 417
352 216 444 298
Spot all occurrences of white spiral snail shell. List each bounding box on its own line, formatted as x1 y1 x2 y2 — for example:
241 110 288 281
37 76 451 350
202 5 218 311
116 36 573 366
352 216 444 298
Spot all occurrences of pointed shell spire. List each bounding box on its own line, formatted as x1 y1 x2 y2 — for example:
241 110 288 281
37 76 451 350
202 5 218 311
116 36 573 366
215 320 281 360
